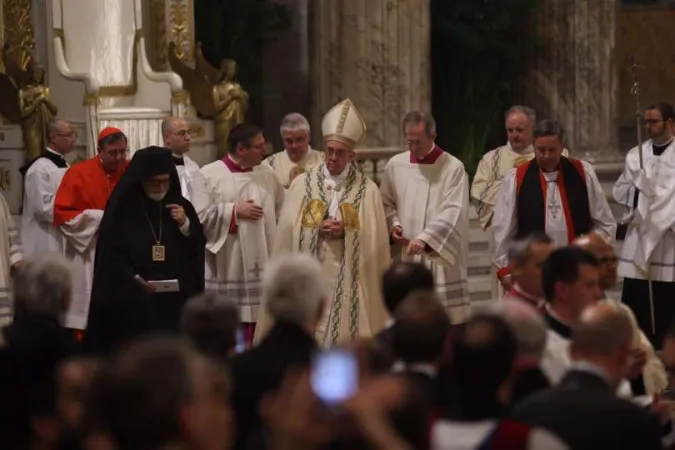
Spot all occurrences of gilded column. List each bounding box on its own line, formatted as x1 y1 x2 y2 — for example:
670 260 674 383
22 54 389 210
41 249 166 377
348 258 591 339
526 0 620 162
310 0 431 150
145 0 195 70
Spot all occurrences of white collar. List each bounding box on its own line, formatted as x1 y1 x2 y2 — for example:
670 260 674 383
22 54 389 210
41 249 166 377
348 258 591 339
513 283 545 306
46 147 65 159
323 163 350 183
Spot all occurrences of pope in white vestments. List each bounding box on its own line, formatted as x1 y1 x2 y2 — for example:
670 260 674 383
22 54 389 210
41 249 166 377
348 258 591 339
262 112 323 188
491 119 616 284
380 111 470 323
256 99 390 347
613 103 675 346
192 124 284 346
20 119 75 256
0 193 23 326
162 116 202 201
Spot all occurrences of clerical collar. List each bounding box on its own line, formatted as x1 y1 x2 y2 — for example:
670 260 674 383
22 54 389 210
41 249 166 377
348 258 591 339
410 144 443 164
652 138 674 156
46 147 66 160
544 304 573 339
512 284 544 309
223 155 252 173
172 153 185 166
323 163 350 183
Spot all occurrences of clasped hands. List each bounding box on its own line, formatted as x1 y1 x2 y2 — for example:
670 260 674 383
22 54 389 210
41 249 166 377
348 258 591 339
391 225 427 256
320 218 344 240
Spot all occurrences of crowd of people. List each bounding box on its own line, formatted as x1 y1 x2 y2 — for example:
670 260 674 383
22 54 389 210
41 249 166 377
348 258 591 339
0 97 673 449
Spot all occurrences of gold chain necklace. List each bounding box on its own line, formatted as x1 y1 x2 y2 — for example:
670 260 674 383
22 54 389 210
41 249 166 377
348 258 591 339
141 199 165 262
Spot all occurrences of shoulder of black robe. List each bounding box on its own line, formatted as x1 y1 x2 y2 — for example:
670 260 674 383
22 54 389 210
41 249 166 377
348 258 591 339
19 151 68 176
83 146 205 355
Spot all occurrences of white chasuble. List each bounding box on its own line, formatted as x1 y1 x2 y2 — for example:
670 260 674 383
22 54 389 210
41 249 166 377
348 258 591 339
614 140 675 281
380 151 471 323
174 154 201 202
193 161 284 323
257 164 390 347
0 194 23 326
21 158 68 256
263 147 324 188
491 160 616 273
60 210 103 330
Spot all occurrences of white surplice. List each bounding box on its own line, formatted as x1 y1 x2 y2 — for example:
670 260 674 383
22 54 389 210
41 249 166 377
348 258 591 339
21 153 68 256
380 150 471 322
192 160 284 323
60 210 103 330
0 193 23 326
613 139 675 280
491 160 617 272
174 153 201 202
262 147 324 188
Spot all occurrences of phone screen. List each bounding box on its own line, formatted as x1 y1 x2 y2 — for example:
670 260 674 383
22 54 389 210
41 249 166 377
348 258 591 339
310 349 358 405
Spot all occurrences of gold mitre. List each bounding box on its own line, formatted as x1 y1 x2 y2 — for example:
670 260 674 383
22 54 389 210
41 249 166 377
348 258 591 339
321 99 367 148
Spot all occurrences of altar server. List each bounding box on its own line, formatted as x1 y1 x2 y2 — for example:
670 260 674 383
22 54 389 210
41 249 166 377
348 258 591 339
257 99 390 347
20 119 74 256
613 102 675 347
162 116 201 201
380 110 471 323
263 113 323 188
53 127 129 334
491 119 616 285
192 123 284 347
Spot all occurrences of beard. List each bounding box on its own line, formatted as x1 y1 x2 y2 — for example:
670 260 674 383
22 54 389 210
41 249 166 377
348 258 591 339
146 190 167 202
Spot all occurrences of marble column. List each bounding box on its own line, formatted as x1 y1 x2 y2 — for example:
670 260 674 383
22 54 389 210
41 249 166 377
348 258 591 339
310 0 430 151
525 0 621 163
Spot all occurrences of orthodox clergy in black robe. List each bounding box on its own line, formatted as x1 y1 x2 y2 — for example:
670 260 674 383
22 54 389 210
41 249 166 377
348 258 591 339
84 146 205 355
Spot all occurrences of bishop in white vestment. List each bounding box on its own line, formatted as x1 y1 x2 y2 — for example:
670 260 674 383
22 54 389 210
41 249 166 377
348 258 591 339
0 193 23 326
491 119 616 284
380 111 470 322
162 117 202 201
20 119 75 256
192 124 284 346
256 99 390 347
613 102 675 346
263 113 323 188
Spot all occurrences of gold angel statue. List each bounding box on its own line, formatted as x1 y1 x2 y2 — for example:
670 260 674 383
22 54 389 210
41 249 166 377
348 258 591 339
0 46 57 162
169 42 249 158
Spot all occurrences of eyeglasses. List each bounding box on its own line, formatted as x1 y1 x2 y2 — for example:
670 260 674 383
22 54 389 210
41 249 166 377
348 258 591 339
55 132 77 139
644 119 664 125
176 129 193 137
325 148 350 158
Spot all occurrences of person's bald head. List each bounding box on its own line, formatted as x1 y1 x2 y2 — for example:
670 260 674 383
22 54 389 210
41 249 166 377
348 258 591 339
573 233 618 291
162 117 191 154
571 303 633 385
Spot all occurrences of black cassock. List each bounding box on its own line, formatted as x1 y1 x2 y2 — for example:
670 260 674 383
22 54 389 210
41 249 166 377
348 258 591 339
83 147 205 355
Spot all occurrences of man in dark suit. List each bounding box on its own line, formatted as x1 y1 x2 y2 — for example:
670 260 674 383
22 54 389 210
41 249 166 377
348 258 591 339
369 262 434 371
513 302 664 449
228 254 326 450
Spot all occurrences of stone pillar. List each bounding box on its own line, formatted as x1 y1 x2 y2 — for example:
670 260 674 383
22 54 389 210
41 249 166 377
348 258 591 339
310 0 430 151
525 0 620 162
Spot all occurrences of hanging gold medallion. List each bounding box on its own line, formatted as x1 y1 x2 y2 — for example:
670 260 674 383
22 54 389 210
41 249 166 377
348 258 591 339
152 245 166 262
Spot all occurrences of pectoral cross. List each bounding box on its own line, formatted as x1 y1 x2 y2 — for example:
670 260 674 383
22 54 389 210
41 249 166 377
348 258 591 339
547 201 562 219
249 262 263 279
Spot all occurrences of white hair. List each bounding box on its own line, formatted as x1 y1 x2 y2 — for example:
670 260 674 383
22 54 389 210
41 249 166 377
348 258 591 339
279 113 310 135
13 253 74 319
474 299 547 359
262 253 326 325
